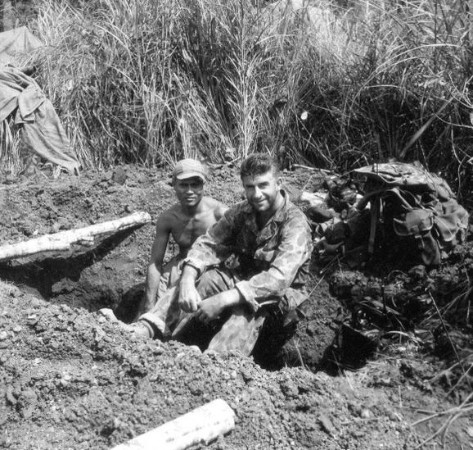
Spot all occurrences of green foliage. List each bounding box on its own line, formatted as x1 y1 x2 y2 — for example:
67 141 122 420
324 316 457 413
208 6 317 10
29 0 473 197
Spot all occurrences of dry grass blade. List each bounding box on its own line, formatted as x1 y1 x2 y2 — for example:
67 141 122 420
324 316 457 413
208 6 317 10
429 292 472 391
399 99 451 159
412 392 473 449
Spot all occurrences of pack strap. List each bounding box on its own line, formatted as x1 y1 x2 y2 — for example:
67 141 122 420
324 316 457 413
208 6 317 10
358 186 425 212
382 187 424 210
368 197 380 255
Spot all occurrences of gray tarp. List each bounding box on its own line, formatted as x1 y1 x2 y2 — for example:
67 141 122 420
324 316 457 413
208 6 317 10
0 26 43 66
0 66 80 173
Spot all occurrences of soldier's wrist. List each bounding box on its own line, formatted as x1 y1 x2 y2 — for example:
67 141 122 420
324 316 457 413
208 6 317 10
180 276 195 288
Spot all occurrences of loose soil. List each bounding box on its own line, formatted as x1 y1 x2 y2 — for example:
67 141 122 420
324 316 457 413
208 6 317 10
0 165 472 449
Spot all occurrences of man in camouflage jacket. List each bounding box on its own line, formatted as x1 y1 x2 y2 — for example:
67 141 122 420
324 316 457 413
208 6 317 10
137 153 313 355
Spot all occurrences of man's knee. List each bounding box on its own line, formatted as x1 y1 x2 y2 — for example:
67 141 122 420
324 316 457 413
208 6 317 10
196 268 234 298
207 306 266 356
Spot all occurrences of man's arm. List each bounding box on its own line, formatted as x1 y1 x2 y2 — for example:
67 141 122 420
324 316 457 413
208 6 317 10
180 263 244 319
234 213 313 313
215 202 229 221
194 288 244 322
178 264 201 312
180 260 244 319
141 214 172 314
184 206 239 274
178 205 239 312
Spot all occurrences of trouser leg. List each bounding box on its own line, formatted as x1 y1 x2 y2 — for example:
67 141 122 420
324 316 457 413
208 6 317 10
196 267 237 298
139 286 180 338
207 306 267 356
137 257 184 337
171 267 237 344
155 257 182 306
184 267 267 355
138 267 235 339
138 266 270 353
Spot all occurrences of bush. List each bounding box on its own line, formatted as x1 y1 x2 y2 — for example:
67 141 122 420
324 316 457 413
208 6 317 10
24 0 473 201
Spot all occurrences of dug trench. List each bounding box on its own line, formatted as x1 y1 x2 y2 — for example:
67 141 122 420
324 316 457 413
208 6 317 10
1 165 472 449
0 244 343 371
0 164 343 372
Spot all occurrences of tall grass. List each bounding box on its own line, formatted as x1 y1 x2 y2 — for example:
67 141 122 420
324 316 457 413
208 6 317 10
22 0 472 197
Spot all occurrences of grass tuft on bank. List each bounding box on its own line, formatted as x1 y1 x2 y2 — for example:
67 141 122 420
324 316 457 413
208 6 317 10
7 0 470 199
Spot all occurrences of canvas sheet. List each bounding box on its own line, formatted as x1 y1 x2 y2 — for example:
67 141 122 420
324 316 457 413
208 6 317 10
0 66 80 173
0 26 42 66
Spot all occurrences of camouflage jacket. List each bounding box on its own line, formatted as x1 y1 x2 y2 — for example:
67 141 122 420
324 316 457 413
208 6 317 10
185 191 313 313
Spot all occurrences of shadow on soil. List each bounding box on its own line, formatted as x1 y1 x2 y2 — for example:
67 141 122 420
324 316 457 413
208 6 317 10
114 281 378 372
0 228 138 310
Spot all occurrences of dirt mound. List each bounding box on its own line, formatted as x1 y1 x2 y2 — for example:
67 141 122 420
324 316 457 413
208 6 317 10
1 165 472 449
0 283 417 449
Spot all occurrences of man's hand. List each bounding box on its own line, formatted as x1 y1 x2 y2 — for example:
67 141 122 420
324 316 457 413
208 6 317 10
178 265 201 312
195 289 244 323
194 294 227 323
178 281 202 312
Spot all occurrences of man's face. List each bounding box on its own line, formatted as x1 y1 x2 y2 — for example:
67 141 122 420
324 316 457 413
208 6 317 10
242 170 282 214
174 176 204 208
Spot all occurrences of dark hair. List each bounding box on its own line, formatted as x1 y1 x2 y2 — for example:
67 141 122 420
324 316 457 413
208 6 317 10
240 153 280 179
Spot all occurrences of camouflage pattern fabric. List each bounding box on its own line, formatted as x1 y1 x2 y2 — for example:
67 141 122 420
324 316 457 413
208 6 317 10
179 267 275 355
139 255 239 339
185 190 313 313
140 265 270 355
207 305 267 355
353 161 454 199
175 268 269 355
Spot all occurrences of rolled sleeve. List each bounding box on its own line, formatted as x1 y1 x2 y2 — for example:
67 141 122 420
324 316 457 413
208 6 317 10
183 255 207 276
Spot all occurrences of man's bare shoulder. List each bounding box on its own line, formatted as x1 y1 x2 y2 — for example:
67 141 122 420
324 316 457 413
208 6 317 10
201 196 228 218
156 203 184 227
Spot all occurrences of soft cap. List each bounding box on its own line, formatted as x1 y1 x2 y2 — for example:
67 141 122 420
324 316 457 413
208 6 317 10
172 158 207 182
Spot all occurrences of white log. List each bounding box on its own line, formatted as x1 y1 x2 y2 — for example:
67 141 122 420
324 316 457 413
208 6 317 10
0 211 151 261
111 399 235 450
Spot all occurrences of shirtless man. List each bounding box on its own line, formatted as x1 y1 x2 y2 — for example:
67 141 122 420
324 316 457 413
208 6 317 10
100 159 227 326
138 158 227 316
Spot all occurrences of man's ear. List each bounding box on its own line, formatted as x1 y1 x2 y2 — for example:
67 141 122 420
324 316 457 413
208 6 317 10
276 176 283 188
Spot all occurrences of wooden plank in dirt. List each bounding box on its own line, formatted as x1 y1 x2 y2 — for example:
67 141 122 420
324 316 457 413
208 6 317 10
0 211 151 262
110 399 235 450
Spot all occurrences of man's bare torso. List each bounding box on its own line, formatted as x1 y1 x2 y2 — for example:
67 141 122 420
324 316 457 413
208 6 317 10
165 196 225 256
